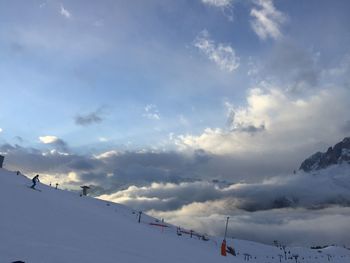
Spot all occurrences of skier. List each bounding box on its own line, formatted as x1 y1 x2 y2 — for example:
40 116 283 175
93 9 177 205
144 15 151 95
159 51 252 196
30 174 40 189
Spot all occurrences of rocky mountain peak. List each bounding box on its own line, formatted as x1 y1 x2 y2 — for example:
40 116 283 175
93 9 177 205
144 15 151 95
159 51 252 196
300 137 350 172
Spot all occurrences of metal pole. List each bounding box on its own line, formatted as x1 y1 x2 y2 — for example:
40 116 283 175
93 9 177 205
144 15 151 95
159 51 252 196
224 216 229 240
138 211 142 223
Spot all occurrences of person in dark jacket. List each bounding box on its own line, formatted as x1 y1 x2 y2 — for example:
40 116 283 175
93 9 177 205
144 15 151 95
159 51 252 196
31 174 40 189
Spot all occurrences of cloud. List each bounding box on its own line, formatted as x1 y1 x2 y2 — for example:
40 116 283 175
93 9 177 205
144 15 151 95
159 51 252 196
201 0 234 21
343 121 350 133
264 41 320 93
39 136 69 152
176 86 350 155
39 136 60 144
328 54 350 79
201 0 233 7
94 150 119 160
0 144 205 192
1 140 350 246
250 0 286 40
235 123 265 133
0 144 78 175
99 181 223 211
75 110 104 126
225 101 265 134
0 128 2 132
97 164 350 246
151 205 350 247
98 137 109 142
193 30 239 72
60 4 71 19
143 104 160 120
98 163 350 213
14 136 24 144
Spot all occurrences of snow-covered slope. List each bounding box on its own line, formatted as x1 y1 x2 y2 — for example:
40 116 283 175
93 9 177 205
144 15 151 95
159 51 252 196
0 168 349 263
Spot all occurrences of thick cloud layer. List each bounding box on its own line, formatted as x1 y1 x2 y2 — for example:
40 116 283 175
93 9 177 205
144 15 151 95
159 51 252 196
99 164 350 212
0 144 213 192
2 140 349 246
176 87 349 156
153 206 350 247
97 164 350 246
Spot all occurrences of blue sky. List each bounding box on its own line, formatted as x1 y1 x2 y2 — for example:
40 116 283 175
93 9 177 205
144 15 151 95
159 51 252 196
0 0 349 152
1 0 350 245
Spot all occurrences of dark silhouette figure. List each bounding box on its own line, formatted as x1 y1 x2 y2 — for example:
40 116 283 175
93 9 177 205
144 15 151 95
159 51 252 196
31 174 40 189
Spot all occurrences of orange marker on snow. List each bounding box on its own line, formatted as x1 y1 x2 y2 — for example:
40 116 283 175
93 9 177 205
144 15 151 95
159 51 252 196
221 239 227 256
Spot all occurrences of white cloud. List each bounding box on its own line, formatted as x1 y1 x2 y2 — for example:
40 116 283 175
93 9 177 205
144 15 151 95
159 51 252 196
250 0 286 40
39 136 59 144
97 165 350 246
176 86 350 155
201 0 233 7
38 171 79 188
201 0 234 21
143 104 160 120
194 30 239 72
38 136 68 153
94 150 119 160
247 56 259 77
0 128 3 133
151 205 350 246
60 4 71 19
98 137 109 142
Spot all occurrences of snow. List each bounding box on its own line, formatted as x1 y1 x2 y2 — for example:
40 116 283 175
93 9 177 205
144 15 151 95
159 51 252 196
341 148 350 158
0 168 349 263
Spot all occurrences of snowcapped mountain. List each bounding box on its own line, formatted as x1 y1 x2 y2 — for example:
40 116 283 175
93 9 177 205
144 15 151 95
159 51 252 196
300 137 350 172
264 138 350 210
1 168 350 262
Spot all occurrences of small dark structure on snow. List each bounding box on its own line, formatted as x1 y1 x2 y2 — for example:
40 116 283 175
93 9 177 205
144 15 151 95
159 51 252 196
138 211 142 223
0 155 4 168
80 185 90 196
